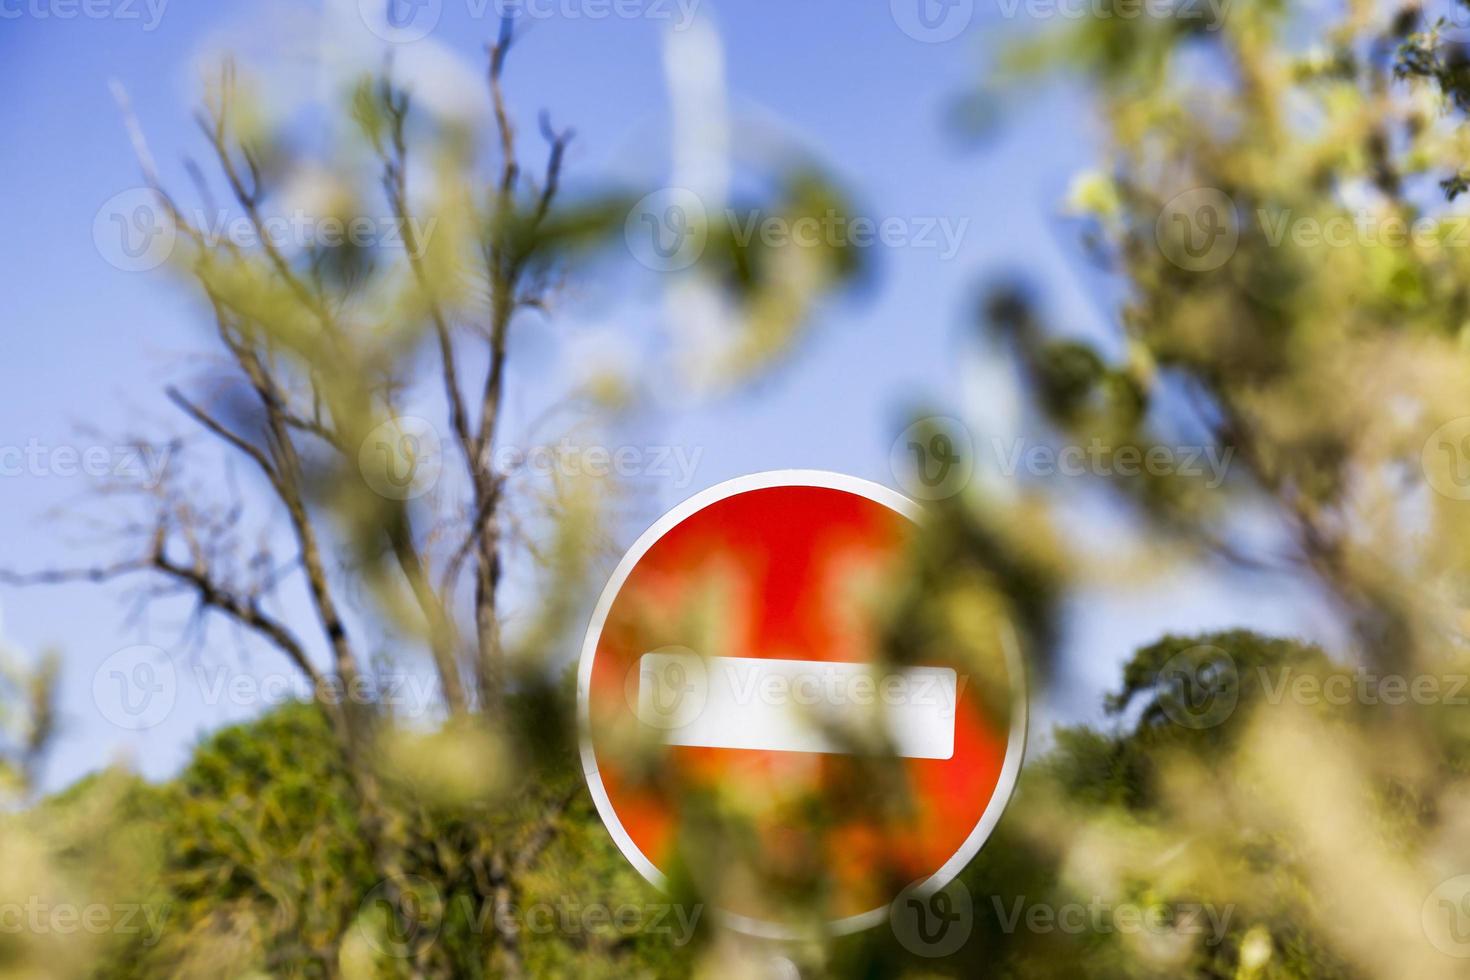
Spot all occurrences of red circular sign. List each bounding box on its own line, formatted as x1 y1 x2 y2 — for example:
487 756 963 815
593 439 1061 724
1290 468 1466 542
578 471 1025 936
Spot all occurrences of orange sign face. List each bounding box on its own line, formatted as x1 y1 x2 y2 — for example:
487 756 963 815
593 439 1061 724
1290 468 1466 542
578 471 1025 937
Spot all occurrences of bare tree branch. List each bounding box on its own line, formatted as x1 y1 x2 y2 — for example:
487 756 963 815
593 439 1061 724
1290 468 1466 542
166 386 279 483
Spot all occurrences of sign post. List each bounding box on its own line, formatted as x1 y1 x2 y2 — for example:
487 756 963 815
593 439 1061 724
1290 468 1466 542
578 470 1025 939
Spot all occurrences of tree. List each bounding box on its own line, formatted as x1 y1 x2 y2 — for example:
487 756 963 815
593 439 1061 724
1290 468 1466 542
13 0 1470 976
4 11 865 977
946 0 1470 974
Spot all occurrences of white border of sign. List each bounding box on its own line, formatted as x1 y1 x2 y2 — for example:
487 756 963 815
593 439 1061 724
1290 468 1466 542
576 469 1028 940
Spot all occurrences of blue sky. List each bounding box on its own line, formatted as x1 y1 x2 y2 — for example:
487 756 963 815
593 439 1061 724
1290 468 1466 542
0 0 1340 793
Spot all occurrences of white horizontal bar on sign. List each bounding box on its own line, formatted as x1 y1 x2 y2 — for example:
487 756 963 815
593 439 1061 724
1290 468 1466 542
635 651 957 760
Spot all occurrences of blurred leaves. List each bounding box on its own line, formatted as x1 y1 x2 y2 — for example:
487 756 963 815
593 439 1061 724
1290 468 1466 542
16 0 1470 975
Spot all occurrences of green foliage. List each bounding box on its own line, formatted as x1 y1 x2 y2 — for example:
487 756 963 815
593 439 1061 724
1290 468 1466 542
17 0 1470 975
941 631 1368 979
25 696 700 979
158 704 372 976
20 629 1400 979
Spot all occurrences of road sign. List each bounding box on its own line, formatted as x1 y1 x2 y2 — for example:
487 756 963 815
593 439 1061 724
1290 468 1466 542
578 471 1025 938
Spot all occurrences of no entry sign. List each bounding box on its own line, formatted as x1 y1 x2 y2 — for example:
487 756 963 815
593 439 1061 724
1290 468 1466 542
578 471 1025 937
